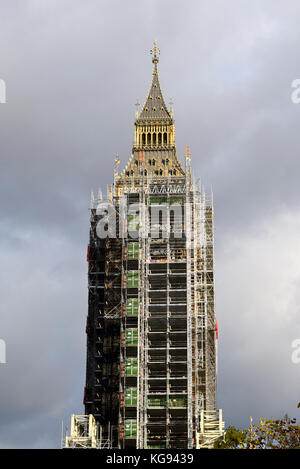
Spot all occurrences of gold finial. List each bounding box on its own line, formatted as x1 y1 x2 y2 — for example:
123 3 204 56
151 40 160 64
115 155 120 170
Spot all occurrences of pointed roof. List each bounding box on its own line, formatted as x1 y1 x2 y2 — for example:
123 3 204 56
137 41 172 123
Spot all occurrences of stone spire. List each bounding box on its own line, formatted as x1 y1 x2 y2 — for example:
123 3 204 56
137 41 172 123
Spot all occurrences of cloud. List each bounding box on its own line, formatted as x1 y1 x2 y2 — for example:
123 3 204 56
216 206 300 427
0 227 86 447
0 0 300 446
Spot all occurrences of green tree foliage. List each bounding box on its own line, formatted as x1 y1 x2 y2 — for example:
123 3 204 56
214 426 246 449
214 415 300 449
246 416 300 449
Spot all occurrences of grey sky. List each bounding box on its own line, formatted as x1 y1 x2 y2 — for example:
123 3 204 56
0 0 299 447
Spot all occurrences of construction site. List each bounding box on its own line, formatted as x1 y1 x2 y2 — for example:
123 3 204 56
64 42 224 450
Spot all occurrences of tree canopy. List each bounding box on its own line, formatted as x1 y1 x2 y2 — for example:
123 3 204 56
214 415 300 449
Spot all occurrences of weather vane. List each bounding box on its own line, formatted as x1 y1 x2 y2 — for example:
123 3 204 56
150 40 160 64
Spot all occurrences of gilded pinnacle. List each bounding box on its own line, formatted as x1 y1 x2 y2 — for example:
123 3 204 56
151 39 160 65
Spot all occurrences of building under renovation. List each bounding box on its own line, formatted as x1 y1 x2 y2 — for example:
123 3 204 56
64 42 224 449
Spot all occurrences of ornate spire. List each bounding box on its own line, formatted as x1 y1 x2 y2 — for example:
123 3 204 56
116 42 186 183
136 41 172 123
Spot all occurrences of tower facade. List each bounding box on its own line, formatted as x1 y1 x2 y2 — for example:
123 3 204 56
65 43 224 450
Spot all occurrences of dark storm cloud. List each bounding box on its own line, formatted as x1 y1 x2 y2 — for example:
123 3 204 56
0 0 300 447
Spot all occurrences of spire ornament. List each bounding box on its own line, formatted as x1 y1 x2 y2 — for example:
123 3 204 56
150 40 160 75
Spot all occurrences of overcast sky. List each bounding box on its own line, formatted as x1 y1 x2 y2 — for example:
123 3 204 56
0 0 300 448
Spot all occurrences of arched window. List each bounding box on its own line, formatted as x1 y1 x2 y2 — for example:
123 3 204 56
147 133 151 145
153 133 157 145
158 133 162 145
163 132 167 145
142 133 146 145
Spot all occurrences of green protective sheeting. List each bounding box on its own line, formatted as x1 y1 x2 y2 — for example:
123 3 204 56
169 196 185 205
147 397 167 408
128 215 139 231
169 398 187 408
127 243 139 259
148 197 167 205
127 271 139 287
125 388 137 406
125 358 138 376
126 298 138 316
148 196 184 205
147 397 186 408
126 328 138 345
124 420 137 438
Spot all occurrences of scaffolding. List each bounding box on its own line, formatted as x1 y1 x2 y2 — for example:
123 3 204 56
111 150 223 448
72 176 224 449
64 415 112 449
77 163 224 448
65 42 224 450
197 410 225 448
80 161 224 449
